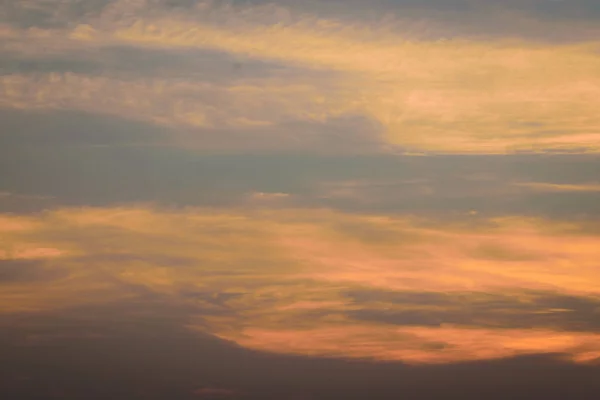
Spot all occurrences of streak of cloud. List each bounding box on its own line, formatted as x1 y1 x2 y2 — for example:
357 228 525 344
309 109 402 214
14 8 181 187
1 206 599 363
1 1 600 153
514 182 600 192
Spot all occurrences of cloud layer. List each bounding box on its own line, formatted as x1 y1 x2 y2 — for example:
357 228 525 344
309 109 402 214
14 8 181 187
1 206 599 364
2 0 600 387
1 0 600 153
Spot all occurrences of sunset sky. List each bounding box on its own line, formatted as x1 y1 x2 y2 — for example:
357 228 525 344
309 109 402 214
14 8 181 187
1 1 600 399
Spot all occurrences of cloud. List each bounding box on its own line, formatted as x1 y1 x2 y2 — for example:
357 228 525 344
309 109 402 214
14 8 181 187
229 325 600 364
2 1 600 154
0 44 304 82
514 182 600 192
101 3 600 153
3 0 600 384
0 191 53 201
0 259 68 283
343 290 600 332
1 206 600 363
247 191 292 203
0 72 380 153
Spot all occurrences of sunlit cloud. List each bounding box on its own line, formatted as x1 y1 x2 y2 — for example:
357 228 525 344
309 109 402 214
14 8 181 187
514 182 600 193
0 71 377 153
276 215 600 295
1 1 600 153
0 72 330 129
1 206 599 363
3 2 600 395
225 325 600 364
108 15 600 153
247 191 292 204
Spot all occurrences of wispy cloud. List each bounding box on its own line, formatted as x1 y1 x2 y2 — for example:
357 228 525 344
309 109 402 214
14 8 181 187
1 1 600 153
230 325 600 364
514 182 600 192
1 206 599 363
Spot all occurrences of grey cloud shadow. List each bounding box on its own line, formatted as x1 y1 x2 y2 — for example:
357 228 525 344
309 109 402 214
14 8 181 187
176 114 386 154
160 0 600 18
209 0 600 42
0 45 327 83
0 108 170 148
0 0 109 29
343 289 600 332
0 53 99 76
4 0 600 45
1 297 600 400
0 259 69 284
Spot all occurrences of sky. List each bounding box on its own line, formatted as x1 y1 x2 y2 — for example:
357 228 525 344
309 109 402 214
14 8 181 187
1 1 600 399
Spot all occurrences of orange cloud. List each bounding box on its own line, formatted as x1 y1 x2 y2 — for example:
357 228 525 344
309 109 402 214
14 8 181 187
2 3 600 153
220 324 600 365
1 207 599 363
103 6 600 153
